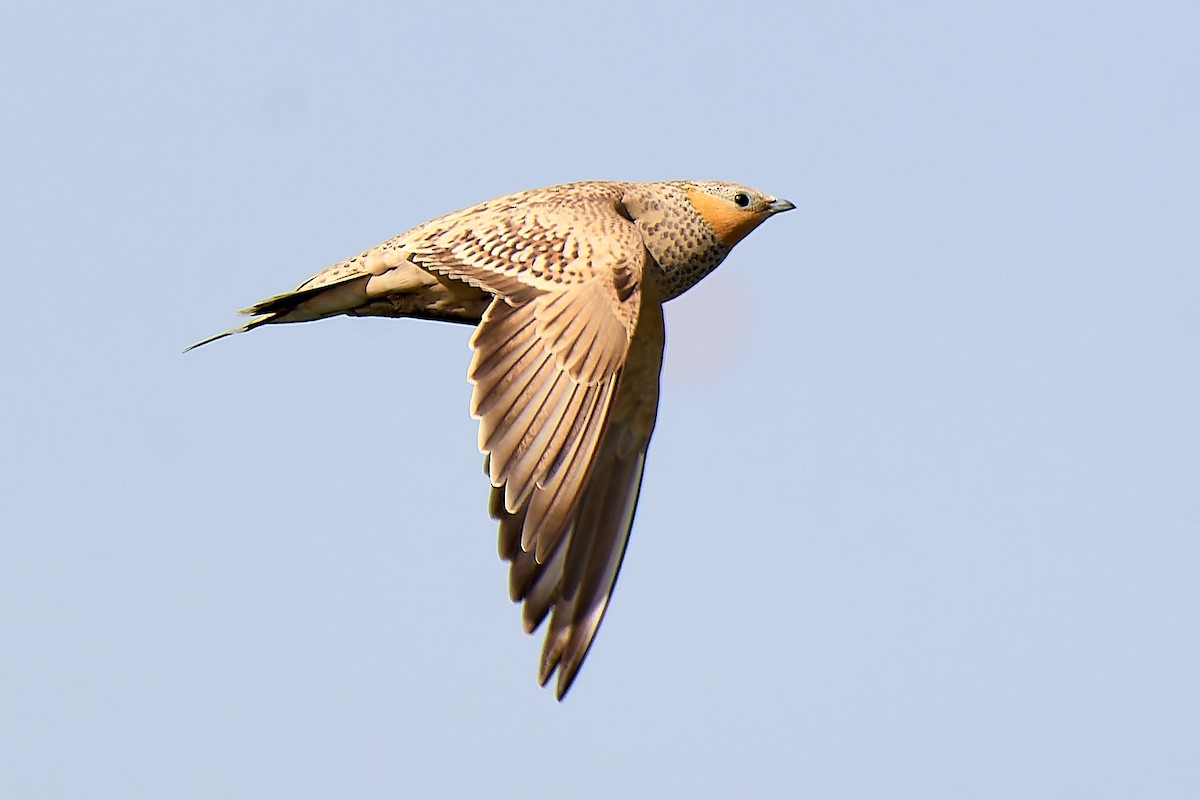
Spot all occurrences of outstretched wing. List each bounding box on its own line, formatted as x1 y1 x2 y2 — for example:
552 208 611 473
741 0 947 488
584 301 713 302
495 302 665 699
409 196 663 698
410 201 646 565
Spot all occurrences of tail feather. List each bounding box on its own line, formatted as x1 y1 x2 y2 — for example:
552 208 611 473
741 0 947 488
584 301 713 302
185 275 372 352
183 316 273 352
186 257 493 353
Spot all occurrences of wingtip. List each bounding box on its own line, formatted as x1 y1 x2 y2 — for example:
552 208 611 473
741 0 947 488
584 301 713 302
541 671 574 702
554 647 590 701
555 669 575 702
536 624 585 701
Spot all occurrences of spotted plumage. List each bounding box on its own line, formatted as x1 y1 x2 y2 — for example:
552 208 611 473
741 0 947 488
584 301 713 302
189 179 795 699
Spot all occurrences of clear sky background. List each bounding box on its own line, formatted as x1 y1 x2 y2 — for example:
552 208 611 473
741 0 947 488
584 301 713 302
3 1 1197 797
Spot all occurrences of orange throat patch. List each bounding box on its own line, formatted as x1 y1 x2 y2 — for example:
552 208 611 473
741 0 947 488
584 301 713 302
686 187 769 247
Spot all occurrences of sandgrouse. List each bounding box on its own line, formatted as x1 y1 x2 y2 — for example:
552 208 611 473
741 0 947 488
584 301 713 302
190 180 795 699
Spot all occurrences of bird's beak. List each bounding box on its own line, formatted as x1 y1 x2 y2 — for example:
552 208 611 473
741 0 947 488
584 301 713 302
767 198 797 214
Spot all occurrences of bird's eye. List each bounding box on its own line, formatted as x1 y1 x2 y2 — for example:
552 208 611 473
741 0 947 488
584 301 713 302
733 192 751 208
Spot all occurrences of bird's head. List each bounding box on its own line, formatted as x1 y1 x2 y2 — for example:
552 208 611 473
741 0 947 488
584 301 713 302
684 181 796 247
621 180 795 300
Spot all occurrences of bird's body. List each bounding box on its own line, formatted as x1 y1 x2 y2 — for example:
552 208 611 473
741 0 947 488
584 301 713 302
191 179 794 698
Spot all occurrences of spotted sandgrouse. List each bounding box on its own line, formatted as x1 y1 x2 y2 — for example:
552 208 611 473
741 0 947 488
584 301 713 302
190 180 795 698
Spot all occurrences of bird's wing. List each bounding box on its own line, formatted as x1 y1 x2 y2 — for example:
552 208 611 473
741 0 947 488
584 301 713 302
495 301 665 699
409 202 647 564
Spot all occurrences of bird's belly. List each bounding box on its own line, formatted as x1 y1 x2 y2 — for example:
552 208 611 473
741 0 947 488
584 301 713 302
351 269 492 325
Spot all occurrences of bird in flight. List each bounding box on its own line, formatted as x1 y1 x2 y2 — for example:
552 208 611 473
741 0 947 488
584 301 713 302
189 180 795 698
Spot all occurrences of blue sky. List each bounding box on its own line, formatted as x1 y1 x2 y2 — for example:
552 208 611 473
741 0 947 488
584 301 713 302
2 1 1197 797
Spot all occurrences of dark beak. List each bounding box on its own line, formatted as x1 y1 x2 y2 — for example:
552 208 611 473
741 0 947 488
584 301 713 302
767 198 796 214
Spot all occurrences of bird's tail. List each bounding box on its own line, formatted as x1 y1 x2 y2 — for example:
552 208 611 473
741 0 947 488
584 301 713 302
183 316 272 352
184 275 373 352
